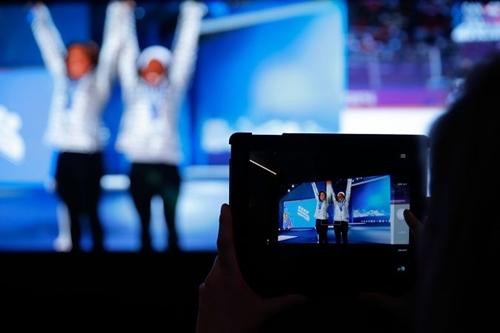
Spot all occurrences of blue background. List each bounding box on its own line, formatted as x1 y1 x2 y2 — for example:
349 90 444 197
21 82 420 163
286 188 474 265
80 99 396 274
0 1 347 183
280 176 391 228
351 176 390 223
283 198 317 228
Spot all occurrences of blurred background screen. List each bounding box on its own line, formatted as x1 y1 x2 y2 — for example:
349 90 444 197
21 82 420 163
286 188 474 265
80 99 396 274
0 0 496 252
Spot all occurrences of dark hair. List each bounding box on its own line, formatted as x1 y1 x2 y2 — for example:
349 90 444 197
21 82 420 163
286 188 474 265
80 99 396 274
66 41 99 67
318 191 326 200
418 54 500 333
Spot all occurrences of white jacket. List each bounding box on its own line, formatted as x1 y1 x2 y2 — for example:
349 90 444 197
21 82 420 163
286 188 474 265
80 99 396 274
312 182 334 220
116 1 206 164
31 2 124 153
333 178 352 222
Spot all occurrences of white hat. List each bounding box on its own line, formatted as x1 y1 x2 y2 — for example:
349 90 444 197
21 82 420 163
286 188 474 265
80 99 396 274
137 45 172 69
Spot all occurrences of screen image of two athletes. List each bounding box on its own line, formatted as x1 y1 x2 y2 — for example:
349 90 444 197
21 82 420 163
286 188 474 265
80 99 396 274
278 176 410 245
0 1 347 252
1 0 483 251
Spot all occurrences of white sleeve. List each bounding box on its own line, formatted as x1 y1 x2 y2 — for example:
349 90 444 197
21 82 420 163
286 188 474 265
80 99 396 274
117 1 140 103
326 182 334 203
30 4 66 78
168 1 207 103
346 178 353 202
311 182 319 200
94 1 127 101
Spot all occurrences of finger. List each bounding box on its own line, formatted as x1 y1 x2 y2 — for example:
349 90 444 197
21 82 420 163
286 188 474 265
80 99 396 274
404 209 421 234
216 204 238 271
217 204 234 252
201 255 221 287
196 282 214 333
262 294 308 318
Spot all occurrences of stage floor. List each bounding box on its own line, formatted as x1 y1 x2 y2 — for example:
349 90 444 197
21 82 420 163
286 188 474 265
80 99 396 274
278 225 391 244
0 179 228 251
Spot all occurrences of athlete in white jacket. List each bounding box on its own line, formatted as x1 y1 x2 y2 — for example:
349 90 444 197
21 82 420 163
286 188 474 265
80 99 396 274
116 1 207 251
332 178 352 244
30 1 124 251
312 181 334 244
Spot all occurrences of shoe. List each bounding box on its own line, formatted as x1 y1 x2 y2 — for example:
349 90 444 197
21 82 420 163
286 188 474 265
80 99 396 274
53 236 72 252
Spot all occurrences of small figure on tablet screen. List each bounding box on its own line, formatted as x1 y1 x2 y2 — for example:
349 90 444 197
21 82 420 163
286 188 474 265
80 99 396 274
311 181 334 244
332 178 352 244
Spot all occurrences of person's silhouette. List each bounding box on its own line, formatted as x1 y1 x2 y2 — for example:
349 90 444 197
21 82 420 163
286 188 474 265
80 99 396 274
198 54 500 332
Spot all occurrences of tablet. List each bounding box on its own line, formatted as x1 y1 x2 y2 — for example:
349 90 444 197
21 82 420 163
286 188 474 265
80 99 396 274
229 133 428 296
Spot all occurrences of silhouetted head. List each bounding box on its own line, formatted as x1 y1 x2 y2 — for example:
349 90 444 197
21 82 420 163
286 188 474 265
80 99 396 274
336 192 345 202
66 42 99 80
418 53 500 333
137 45 171 86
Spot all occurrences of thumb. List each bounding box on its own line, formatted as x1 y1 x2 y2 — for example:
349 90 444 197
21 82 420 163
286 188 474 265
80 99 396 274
261 294 308 318
403 209 421 234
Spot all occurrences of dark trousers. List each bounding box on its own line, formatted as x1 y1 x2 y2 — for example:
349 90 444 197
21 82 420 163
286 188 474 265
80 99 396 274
129 163 181 251
315 219 329 244
55 152 104 252
333 221 349 244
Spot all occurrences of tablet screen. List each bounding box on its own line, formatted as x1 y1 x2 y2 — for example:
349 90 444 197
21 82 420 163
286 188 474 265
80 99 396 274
278 176 410 245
